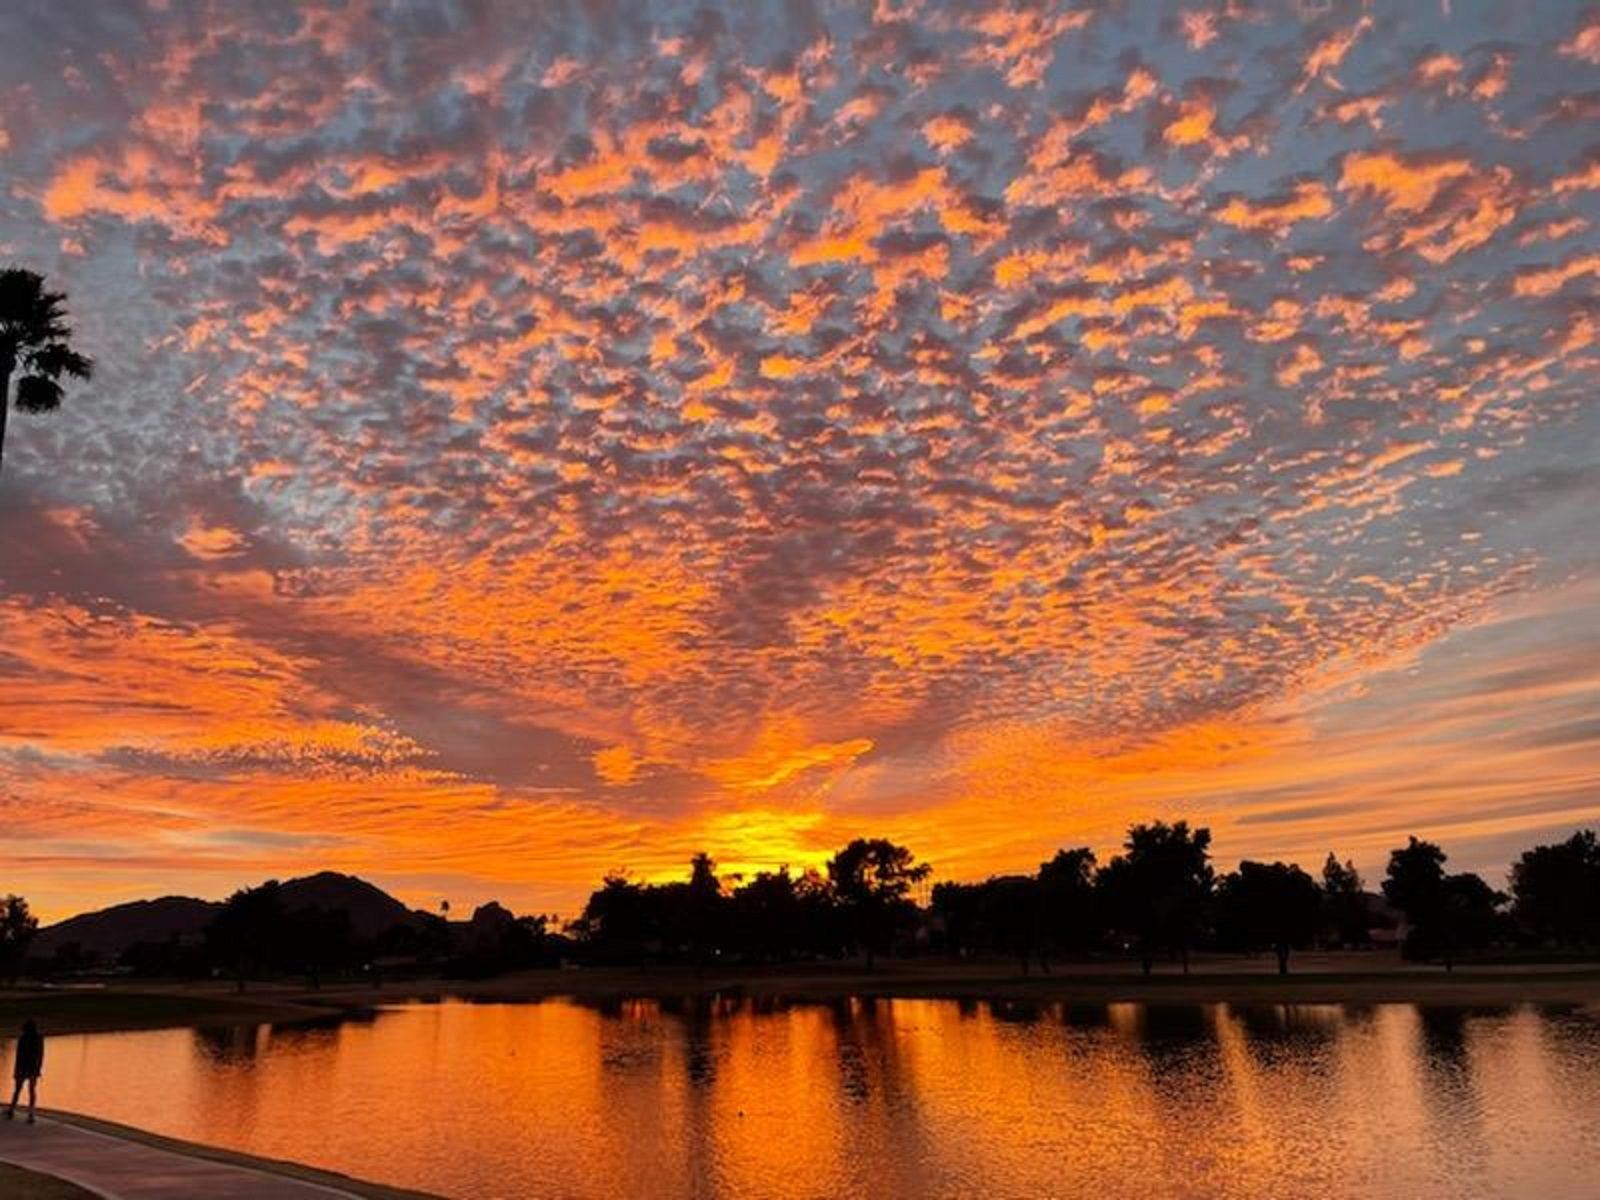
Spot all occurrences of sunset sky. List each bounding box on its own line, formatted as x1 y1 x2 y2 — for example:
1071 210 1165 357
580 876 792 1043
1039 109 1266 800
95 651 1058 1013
1 1 1596 923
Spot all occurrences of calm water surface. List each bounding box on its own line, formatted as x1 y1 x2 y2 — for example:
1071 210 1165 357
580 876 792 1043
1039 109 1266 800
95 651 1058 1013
12 998 1600 1199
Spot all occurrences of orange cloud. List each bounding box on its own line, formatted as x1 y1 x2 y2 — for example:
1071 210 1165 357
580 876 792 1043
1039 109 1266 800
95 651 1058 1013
1217 182 1334 233
1339 151 1472 214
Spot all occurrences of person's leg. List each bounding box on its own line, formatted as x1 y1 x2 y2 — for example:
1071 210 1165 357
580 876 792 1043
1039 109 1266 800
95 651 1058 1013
24 1077 36 1122
5 1077 19 1118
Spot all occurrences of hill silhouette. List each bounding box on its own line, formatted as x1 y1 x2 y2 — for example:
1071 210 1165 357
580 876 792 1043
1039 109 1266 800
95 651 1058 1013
33 872 423 962
274 871 419 939
33 896 219 959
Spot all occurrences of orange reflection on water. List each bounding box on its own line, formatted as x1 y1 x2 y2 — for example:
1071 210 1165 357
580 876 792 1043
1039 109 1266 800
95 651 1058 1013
13 999 1600 1199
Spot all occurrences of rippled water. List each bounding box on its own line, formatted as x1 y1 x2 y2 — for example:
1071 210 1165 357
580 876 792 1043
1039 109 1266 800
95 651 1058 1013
10 998 1600 1199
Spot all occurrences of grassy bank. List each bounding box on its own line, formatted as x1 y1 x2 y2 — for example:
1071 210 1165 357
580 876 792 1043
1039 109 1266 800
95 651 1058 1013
0 985 358 1036
362 956 1600 1009
6 954 1600 1036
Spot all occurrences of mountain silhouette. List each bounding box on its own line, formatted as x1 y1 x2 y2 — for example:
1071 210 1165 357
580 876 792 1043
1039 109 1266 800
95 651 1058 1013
33 896 220 959
274 871 419 939
33 871 424 961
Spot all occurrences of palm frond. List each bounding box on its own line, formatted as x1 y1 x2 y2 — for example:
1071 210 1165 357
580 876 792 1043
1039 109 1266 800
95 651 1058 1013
0 268 44 312
0 268 71 342
28 340 94 380
14 373 64 414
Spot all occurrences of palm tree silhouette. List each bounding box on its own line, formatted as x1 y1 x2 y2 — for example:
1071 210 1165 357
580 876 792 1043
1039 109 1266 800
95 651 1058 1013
0 268 93 476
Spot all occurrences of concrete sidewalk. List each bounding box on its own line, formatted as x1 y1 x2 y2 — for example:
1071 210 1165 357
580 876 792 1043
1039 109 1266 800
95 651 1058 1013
0 1113 364 1199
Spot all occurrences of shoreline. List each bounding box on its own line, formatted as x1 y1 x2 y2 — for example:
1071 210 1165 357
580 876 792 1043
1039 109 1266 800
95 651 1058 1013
0 1111 443 1200
6 955 1600 1036
40 1111 446 1199
374 962 1600 1011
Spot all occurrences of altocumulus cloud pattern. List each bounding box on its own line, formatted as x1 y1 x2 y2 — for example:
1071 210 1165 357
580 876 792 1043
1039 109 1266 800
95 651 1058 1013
0 1 1596 917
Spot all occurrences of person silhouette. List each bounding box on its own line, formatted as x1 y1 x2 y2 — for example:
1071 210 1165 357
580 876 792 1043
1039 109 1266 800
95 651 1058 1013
7 1019 43 1124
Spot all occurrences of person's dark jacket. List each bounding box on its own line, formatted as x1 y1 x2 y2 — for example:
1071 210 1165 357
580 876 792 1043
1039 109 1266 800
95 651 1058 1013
13 1029 43 1080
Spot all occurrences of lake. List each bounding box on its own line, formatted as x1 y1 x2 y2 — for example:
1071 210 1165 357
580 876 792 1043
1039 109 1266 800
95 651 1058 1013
12 998 1600 1198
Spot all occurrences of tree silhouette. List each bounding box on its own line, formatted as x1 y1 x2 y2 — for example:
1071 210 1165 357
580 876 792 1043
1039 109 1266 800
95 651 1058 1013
932 876 1046 973
1382 836 1447 962
684 851 724 969
206 881 286 992
0 268 93 475
930 879 984 958
448 902 552 977
730 868 800 962
0 894 38 984
579 874 660 961
286 904 354 990
1383 837 1505 969
1321 853 1370 947
792 868 844 959
1215 860 1323 974
1436 872 1505 969
827 838 930 970
1097 821 1214 975
1038 847 1098 957
1511 830 1600 947
986 876 1048 974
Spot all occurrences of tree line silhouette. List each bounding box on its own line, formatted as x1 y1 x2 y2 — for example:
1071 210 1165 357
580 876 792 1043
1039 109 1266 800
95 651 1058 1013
576 839 931 971
202 883 552 990
5 826 1600 985
576 825 1585 977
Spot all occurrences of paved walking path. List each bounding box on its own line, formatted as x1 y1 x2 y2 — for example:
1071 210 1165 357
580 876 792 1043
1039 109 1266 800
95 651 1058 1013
0 1112 364 1199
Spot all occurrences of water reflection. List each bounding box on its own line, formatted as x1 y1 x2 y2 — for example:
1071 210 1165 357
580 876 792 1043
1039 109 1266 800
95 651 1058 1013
12 998 1600 1199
